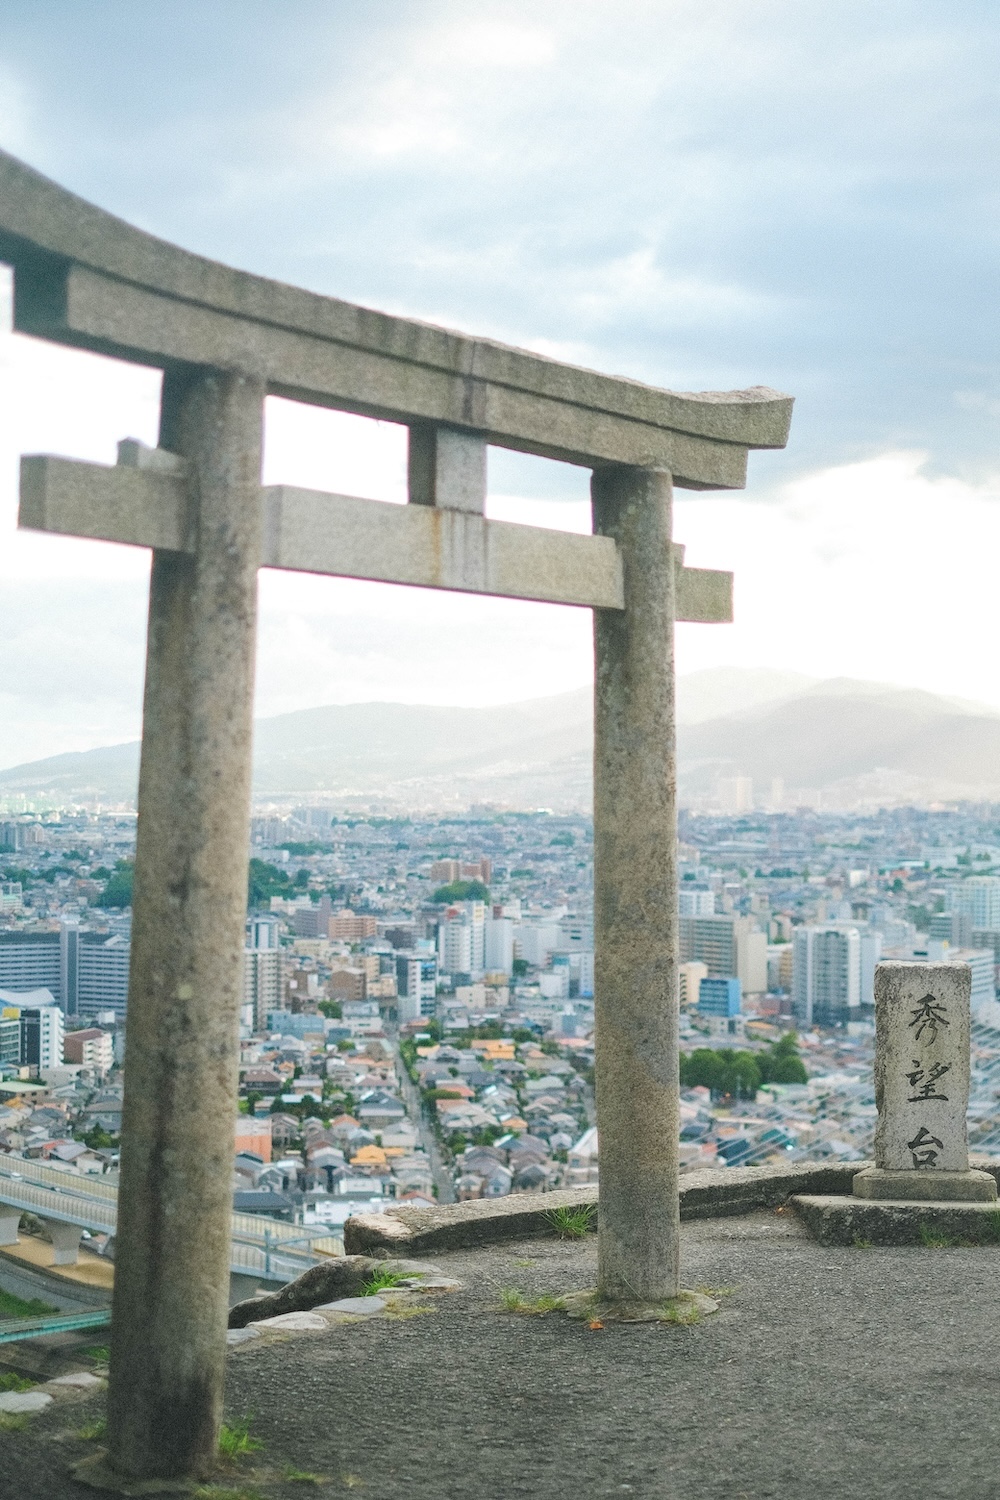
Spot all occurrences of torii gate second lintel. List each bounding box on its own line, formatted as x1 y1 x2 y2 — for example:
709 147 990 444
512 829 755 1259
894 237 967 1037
0 146 792 1489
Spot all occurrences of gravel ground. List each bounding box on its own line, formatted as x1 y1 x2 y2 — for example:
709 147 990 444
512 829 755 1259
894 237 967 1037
6 1208 1000 1499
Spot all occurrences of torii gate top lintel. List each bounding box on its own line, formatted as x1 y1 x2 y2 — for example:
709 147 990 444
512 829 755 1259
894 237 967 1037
0 147 791 486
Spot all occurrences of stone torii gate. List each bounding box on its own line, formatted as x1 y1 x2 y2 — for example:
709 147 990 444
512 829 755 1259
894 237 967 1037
0 148 792 1486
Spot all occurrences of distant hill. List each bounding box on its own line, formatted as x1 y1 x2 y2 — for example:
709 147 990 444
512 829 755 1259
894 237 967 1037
677 679 1000 805
3 670 1000 809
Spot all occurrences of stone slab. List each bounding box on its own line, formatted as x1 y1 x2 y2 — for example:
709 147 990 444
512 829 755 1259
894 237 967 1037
248 1311 330 1331
0 1389 52 1412
314 1297 385 1316
226 1326 261 1345
853 1166 996 1201
343 1163 883 1255
45 1371 106 1389
792 1194 1000 1247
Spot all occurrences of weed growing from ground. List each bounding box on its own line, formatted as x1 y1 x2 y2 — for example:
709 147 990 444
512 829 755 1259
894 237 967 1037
285 1468 324 1484
193 1487 265 1500
218 1415 265 1461
0 1373 34 1392
361 1267 409 1296
383 1302 437 1320
84 1345 110 1364
543 1204 596 1240
77 1417 107 1441
499 1289 564 1314
660 1300 701 1327
0 1412 28 1432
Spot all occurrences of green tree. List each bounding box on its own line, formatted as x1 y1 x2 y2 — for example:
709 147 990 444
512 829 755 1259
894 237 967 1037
318 998 342 1020
432 879 489 903
247 858 293 908
757 1031 808 1086
95 859 134 908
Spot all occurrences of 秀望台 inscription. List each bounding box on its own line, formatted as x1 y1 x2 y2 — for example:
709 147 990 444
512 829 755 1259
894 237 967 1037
854 961 996 1202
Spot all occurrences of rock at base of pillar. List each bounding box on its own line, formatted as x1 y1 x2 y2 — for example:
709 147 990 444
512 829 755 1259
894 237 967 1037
560 1288 718 1325
853 1166 997 1202
792 1193 1000 1246
72 1450 199 1495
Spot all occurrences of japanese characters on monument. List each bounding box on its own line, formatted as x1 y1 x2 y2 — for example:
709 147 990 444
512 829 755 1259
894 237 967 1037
853 961 997 1202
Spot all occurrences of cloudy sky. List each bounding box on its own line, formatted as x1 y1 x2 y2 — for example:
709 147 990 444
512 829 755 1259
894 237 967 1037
1 0 999 767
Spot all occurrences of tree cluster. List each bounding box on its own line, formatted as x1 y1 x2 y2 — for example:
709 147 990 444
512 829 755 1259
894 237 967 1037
679 1032 808 1098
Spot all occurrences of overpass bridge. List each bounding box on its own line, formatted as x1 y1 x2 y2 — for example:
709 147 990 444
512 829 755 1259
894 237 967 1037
0 1154 340 1297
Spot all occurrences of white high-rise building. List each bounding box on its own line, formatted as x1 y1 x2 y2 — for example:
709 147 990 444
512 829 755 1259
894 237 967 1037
437 902 485 978
679 887 716 917
484 915 515 975
949 877 1000 932
793 925 861 1027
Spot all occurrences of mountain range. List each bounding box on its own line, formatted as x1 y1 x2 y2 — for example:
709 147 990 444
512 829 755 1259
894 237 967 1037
3 668 1000 811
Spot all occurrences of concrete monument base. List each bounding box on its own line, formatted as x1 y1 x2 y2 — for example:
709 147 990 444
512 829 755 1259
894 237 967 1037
793 1194 1000 1247
853 1166 997 1202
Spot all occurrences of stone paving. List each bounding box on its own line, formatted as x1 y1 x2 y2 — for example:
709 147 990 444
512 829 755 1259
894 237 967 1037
4 1211 1000 1498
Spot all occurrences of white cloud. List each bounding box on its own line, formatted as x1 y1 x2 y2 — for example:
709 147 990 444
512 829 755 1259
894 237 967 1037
675 452 1000 707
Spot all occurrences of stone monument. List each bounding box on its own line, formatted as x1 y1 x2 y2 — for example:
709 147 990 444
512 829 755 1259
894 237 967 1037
853 961 996 1201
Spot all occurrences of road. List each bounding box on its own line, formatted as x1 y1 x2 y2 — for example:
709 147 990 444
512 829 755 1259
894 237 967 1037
387 1027 455 1204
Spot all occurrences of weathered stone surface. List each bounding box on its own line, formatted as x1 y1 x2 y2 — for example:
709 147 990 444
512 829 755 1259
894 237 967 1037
248 1311 329 1332
869 961 972 1177
46 1371 105 1389
21 458 734 623
591 466 679 1305
226 1327 261 1345
228 1256 378 1327
0 147 792 484
793 1194 1000 1247
343 1163 887 1255
314 1297 385 1316
0 1389 52 1413
561 1288 719 1323
106 368 266 1486
853 1166 996 1201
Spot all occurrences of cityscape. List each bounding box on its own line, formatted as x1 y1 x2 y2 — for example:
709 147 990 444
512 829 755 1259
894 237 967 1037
5 796 1000 1248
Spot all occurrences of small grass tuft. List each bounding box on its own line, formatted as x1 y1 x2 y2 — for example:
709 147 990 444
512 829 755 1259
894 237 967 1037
77 1417 107 1441
285 1469 324 1484
193 1487 265 1500
360 1266 409 1296
0 1373 35 1392
0 1412 28 1432
383 1302 437 1320
660 1300 701 1326
852 1237 874 1249
84 1345 111 1364
341 1474 364 1490
218 1414 265 1461
499 1288 564 1315
695 1285 735 1299
543 1204 596 1240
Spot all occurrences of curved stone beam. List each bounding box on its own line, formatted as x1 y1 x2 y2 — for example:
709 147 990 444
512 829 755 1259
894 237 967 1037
0 148 792 488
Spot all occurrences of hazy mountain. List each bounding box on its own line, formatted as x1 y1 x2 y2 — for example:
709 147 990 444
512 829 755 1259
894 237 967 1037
4 670 1000 810
677 679 1000 804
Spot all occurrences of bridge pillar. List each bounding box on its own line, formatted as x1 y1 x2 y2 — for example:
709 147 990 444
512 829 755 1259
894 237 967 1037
0 1207 19 1246
44 1219 83 1266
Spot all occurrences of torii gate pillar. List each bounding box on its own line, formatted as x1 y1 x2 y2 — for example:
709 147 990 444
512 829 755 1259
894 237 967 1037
106 368 266 1481
592 465 680 1306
